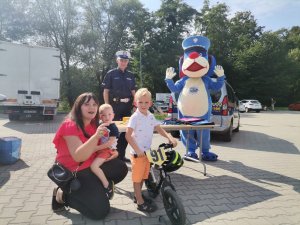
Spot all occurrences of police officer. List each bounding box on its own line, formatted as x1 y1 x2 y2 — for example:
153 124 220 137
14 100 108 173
102 50 136 162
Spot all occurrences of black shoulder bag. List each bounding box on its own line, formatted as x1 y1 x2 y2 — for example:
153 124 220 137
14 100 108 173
47 162 82 192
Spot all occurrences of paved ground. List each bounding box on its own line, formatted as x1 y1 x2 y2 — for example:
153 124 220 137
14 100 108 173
0 111 300 225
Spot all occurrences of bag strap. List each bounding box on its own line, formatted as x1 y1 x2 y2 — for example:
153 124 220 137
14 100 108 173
54 161 84 175
73 162 84 176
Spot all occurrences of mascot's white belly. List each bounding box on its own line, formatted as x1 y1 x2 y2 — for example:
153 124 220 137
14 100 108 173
178 78 208 117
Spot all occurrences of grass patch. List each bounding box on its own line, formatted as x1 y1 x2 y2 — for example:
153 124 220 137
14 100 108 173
154 113 168 121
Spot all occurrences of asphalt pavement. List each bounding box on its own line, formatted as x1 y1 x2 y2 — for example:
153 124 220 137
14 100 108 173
0 111 300 225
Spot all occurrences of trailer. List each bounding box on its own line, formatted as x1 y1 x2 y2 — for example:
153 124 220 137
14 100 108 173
0 41 60 120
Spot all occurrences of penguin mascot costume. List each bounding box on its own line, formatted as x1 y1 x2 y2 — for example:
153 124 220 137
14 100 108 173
165 35 225 161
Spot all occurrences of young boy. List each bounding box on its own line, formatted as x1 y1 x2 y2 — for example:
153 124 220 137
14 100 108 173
90 104 119 199
125 88 177 212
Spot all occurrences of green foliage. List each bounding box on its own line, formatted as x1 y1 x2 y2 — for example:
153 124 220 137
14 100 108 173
57 98 71 113
2 0 300 107
154 113 168 121
0 0 33 41
60 67 99 104
141 0 197 94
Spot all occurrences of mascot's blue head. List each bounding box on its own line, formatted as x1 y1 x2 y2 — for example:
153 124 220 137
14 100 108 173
182 35 210 60
179 35 215 79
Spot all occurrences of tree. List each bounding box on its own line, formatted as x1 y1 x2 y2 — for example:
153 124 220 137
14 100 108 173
143 0 197 93
226 11 264 89
0 0 32 41
195 2 230 62
233 32 291 105
80 0 150 101
29 0 81 106
284 26 300 102
229 11 264 52
2 0 299 107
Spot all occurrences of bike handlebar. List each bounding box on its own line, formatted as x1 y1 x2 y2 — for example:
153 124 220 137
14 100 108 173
158 143 174 149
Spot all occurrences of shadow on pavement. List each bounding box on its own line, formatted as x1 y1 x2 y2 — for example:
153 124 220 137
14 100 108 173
2 115 64 134
161 171 280 224
212 130 300 155
44 161 290 224
210 160 300 193
0 159 29 188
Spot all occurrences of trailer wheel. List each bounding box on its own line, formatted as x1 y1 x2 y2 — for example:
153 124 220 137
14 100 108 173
8 114 19 121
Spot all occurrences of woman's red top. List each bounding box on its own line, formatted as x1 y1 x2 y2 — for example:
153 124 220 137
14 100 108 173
53 119 98 171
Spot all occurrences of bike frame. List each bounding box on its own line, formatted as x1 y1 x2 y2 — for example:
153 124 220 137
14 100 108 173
145 143 186 225
147 165 176 196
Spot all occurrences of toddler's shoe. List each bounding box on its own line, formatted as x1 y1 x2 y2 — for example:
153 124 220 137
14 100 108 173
105 180 114 200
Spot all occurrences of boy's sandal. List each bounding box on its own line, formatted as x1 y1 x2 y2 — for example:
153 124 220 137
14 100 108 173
52 187 65 212
133 194 152 204
137 202 156 212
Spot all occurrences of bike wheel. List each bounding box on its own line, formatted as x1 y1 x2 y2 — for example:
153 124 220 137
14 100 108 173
162 188 186 225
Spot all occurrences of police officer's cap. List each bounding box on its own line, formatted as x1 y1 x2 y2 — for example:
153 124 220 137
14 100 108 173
116 50 131 60
182 35 210 52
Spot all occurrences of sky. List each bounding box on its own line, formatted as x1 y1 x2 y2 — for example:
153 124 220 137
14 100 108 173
139 0 300 31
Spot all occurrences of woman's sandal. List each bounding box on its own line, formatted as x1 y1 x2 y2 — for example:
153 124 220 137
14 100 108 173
137 201 156 212
52 187 65 212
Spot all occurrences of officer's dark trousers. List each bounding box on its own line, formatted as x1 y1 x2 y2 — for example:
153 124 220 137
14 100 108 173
112 102 132 160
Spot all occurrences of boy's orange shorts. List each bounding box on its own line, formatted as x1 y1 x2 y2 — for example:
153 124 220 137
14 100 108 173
130 155 150 183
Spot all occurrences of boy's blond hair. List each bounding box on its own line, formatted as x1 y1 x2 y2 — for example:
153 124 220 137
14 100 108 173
134 88 152 101
99 103 113 114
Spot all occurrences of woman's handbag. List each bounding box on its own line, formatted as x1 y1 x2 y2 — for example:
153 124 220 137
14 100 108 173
47 162 80 192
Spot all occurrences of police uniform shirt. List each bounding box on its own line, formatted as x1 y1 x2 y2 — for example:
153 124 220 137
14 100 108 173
102 68 136 99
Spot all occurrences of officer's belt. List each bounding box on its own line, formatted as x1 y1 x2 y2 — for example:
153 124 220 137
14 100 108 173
112 97 130 103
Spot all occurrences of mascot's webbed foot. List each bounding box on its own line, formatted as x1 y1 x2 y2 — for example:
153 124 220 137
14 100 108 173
202 152 218 161
183 152 199 161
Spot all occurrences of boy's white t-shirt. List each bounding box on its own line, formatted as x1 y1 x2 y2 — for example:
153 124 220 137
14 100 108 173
127 109 161 155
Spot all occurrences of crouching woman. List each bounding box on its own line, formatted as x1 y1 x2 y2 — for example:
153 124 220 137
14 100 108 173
51 92 128 219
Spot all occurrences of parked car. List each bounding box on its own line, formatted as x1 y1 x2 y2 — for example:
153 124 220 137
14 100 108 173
288 102 300 111
240 99 262 113
238 101 246 113
167 80 240 142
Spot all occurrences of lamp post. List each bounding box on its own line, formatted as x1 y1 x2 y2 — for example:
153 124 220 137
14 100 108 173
139 42 150 87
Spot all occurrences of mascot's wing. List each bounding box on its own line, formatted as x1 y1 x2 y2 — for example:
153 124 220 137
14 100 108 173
206 73 225 90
